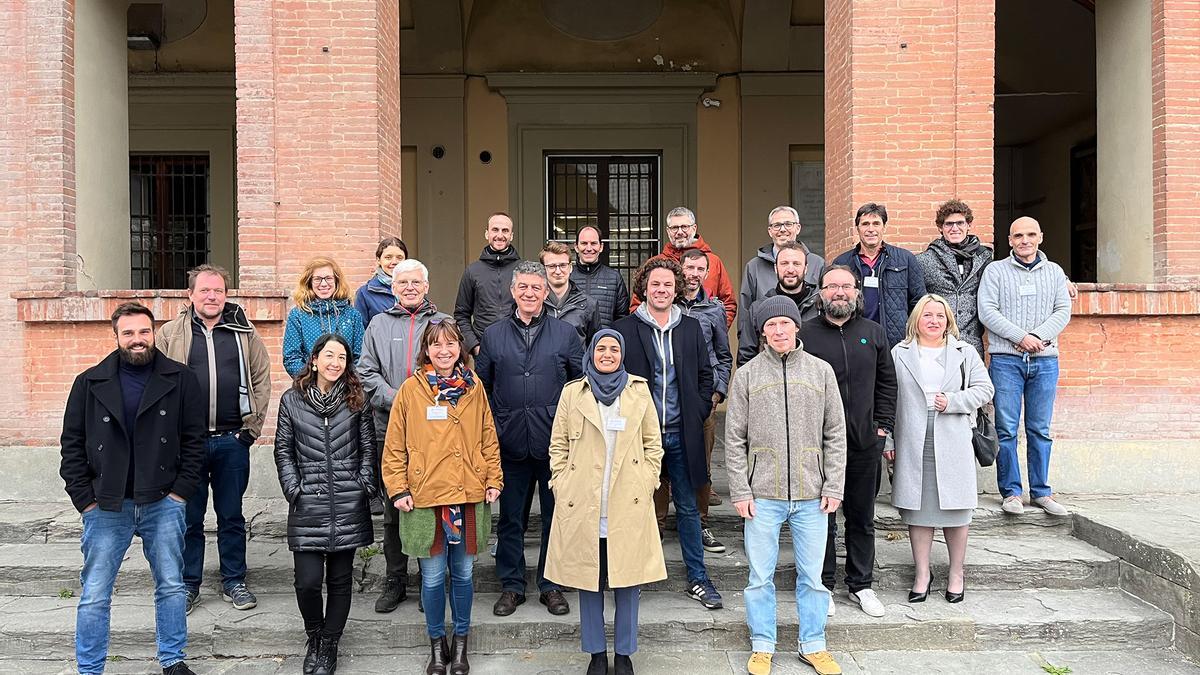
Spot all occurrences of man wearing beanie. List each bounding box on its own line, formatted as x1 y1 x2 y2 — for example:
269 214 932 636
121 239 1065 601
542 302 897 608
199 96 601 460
725 293 848 675
799 264 897 619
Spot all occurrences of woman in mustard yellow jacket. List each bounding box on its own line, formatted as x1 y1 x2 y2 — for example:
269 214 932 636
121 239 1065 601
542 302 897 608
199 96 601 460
381 320 502 675
545 329 666 675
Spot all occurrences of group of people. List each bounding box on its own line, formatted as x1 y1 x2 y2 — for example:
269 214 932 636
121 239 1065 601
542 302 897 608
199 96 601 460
59 201 1074 675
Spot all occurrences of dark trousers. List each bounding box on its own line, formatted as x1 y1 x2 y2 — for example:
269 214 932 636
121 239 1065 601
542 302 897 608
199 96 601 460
183 432 250 592
496 456 557 595
376 441 409 580
293 549 356 638
579 539 640 656
822 452 882 593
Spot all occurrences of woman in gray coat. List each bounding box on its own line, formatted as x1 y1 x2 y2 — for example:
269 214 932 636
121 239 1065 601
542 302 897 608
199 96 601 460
885 295 993 604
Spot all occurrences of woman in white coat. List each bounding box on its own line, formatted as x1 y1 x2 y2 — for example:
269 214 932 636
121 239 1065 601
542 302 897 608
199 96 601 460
886 294 994 604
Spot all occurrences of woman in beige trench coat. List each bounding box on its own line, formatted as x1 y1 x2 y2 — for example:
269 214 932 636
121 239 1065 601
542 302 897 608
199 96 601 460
545 329 666 675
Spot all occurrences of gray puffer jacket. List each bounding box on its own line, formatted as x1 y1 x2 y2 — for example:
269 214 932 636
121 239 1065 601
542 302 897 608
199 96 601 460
571 261 631 328
724 344 847 503
273 388 377 552
739 242 824 322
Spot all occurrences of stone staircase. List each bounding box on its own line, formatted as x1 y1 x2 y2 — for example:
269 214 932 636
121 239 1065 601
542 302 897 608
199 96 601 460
0 464 1197 673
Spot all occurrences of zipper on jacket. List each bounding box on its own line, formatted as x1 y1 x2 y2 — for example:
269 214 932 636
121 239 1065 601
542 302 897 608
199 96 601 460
838 325 851 403
782 352 792 502
324 416 335 543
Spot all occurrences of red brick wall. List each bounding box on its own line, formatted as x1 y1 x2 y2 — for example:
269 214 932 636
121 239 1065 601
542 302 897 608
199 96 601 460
1152 0 1200 282
823 0 995 255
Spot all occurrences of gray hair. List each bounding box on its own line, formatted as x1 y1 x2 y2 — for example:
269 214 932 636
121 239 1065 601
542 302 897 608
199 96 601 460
665 206 696 225
510 260 548 286
392 258 429 282
767 205 800 224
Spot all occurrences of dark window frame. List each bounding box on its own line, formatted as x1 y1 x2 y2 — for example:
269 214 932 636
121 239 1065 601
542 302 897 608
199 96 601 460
129 154 212 290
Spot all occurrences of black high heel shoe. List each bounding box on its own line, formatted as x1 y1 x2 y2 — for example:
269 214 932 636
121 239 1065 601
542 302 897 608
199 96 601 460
908 572 934 603
945 581 965 603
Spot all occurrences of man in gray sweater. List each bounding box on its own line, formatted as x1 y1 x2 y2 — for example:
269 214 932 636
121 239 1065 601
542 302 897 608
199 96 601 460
978 216 1073 516
725 295 847 675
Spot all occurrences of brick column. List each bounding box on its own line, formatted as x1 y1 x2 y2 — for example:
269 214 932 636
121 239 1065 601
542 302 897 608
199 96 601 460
824 0 995 254
1151 0 1200 282
233 0 402 289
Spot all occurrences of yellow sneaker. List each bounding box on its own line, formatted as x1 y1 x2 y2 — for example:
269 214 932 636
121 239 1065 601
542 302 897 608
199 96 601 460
799 650 842 675
747 651 773 675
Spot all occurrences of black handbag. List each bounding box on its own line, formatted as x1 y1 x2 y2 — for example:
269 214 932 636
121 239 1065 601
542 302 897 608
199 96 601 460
960 361 999 467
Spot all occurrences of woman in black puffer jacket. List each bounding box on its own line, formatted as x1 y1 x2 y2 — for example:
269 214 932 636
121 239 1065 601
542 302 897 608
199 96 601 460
274 333 376 675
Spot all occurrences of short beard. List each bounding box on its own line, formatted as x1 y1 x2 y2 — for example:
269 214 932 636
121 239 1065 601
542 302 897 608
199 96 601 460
119 344 154 366
779 277 803 293
826 300 855 320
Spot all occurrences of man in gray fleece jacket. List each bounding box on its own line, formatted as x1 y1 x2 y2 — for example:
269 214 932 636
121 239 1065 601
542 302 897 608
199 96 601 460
725 294 847 675
978 216 1073 517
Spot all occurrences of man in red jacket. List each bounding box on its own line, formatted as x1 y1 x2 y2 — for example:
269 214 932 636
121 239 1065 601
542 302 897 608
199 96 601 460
632 206 737 327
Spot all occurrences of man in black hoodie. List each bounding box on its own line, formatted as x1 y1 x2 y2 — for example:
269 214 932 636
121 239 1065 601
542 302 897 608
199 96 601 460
454 212 522 354
798 265 897 619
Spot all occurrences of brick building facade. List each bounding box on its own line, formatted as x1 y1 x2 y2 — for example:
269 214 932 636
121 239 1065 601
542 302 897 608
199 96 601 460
2 0 1198 493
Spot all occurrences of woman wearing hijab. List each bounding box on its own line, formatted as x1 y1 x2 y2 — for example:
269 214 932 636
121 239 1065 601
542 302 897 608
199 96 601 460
545 329 666 675
382 320 503 675
273 333 376 675
354 236 409 328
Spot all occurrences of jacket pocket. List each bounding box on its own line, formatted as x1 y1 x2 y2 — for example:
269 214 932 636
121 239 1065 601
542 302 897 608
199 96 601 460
748 447 778 496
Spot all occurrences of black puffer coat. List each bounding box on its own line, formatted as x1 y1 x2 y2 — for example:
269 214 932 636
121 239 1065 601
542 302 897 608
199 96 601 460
273 387 377 552
571 261 631 328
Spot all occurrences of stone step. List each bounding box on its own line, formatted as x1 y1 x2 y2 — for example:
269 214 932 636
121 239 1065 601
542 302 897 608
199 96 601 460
0 532 1117 598
3 648 1198 674
0 588 1174 660
0 495 1071 545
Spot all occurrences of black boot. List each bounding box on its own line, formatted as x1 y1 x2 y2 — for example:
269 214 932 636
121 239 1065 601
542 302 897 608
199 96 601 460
312 634 340 675
587 652 608 675
375 575 408 613
303 627 322 675
614 653 635 675
450 633 470 675
426 636 450 675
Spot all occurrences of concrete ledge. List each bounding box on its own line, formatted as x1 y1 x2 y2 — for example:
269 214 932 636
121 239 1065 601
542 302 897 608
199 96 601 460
12 290 290 323
1072 283 1200 315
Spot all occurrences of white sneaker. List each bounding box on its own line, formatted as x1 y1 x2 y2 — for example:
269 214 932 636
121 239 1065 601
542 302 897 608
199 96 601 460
1032 495 1069 516
1001 495 1025 515
849 588 886 617
826 595 836 617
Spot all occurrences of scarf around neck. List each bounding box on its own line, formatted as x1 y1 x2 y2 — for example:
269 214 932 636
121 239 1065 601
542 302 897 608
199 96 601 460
584 329 629 406
373 265 393 286
946 235 982 263
305 379 347 417
425 363 474 407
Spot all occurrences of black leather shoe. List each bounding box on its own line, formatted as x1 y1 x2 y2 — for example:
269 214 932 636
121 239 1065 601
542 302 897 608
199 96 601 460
908 572 934 603
540 589 570 615
492 590 526 616
614 653 635 675
426 636 450 675
312 634 340 675
945 583 965 604
450 633 470 675
587 652 608 675
163 663 196 675
303 627 322 674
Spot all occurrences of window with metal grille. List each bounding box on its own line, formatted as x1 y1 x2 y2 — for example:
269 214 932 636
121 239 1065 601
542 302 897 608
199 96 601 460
546 154 660 289
129 154 211 290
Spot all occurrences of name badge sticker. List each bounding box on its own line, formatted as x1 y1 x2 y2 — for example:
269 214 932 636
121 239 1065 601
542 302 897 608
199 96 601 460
863 276 880 288
1019 285 1037 296
426 406 448 421
606 417 627 432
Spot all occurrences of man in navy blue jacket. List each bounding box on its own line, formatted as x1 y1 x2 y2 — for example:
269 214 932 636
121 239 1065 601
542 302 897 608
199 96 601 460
614 257 723 610
832 203 926 347
476 260 584 618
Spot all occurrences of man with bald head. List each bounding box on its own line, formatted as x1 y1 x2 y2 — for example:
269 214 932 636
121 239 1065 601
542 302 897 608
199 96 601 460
570 226 631 329
978 217 1073 517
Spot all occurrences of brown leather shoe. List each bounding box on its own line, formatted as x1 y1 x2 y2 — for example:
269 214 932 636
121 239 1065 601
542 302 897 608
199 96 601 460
450 633 470 675
425 636 450 675
540 589 570 615
492 591 525 616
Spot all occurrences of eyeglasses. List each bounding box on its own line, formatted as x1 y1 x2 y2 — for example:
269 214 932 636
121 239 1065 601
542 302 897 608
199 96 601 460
312 276 336 287
767 221 799 231
820 283 857 292
394 279 426 288
942 220 969 230
544 263 571 271
666 224 694 232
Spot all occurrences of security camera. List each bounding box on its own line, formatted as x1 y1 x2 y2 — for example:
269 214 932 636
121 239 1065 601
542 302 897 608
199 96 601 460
702 97 721 108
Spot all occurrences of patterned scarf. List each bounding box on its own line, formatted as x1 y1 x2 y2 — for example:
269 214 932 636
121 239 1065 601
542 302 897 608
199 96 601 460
439 505 463 546
373 265 393 286
424 363 474 407
304 379 346 416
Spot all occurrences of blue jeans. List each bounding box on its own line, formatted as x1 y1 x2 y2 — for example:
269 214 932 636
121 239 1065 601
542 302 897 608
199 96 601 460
990 354 1059 499
662 432 709 585
77 497 188 673
183 432 250 592
421 520 475 639
743 498 829 655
